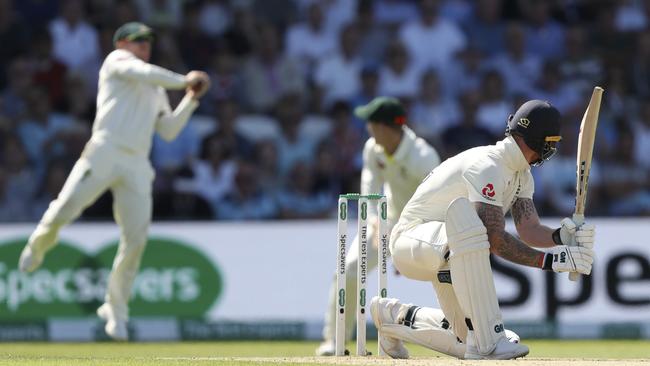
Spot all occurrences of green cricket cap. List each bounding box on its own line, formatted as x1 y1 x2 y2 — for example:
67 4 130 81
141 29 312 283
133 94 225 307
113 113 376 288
354 97 407 126
113 22 154 45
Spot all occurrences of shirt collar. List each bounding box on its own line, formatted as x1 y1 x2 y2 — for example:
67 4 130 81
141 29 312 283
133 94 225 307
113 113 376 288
389 126 416 162
499 136 530 171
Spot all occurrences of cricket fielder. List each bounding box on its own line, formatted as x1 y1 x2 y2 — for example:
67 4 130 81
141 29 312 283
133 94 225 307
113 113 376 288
317 97 441 356
370 100 595 359
18 22 211 341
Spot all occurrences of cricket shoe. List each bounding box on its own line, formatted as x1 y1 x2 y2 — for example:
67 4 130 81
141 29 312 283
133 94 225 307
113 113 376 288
370 296 410 359
18 245 44 273
464 332 529 360
315 341 334 356
97 303 128 341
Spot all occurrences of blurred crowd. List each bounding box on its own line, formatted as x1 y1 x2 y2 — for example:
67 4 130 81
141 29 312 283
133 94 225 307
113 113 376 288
0 0 649 222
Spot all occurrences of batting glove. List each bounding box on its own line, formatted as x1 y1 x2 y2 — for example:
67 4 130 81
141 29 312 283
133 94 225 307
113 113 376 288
575 223 595 249
541 245 594 275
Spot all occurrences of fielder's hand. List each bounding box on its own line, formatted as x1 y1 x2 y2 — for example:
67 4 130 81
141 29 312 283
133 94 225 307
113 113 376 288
185 71 210 100
543 245 594 275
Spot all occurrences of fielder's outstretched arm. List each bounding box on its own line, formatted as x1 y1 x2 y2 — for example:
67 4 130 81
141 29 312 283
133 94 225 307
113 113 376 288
155 94 199 141
475 201 545 268
510 198 556 248
108 53 188 89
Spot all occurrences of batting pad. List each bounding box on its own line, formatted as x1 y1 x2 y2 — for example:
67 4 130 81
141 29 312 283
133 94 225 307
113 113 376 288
445 198 504 355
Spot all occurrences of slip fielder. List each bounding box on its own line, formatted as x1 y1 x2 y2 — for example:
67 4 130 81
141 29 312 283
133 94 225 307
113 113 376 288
317 97 442 356
369 100 596 359
18 22 211 341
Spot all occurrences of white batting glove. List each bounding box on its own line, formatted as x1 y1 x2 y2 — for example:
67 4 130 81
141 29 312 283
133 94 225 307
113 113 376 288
542 245 594 275
556 218 576 245
575 223 595 249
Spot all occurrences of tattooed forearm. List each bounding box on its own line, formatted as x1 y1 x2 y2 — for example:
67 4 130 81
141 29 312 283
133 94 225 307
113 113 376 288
511 198 537 227
475 202 544 268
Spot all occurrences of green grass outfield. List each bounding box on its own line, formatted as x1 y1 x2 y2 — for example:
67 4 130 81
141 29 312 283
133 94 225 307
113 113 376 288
1 340 649 365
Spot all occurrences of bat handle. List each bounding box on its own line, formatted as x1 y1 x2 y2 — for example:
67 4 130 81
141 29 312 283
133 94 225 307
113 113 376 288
568 213 585 282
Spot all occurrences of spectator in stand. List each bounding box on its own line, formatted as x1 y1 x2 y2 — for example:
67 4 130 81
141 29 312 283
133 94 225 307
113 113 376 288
398 0 466 71
205 47 243 113
356 0 390 64
273 93 319 176
559 25 603 96
313 142 343 199
0 134 37 222
49 0 101 91
601 127 650 216
0 0 30 90
327 101 364 173
373 0 418 27
31 160 69 220
487 22 542 96
441 89 495 158
521 0 565 61
528 61 581 115
135 0 182 30
252 139 282 194
285 2 337 76
174 132 237 218
30 29 68 111
241 22 304 112
321 0 358 36
213 98 254 159
277 161 332 219
410 69 460 144
217 161 278 220
441 47 485 99
475 70 512 136
440 0 473 25
378 40 422 101
614 0 648 32
253 0 298 31
197 0 231 37
16 87 75 166
464 0 505 56
314 22 362 108
350 64 379 137
631 31 650 98
630 99 650 170
1 57 33 120
222 6 257 57
177 1 216 70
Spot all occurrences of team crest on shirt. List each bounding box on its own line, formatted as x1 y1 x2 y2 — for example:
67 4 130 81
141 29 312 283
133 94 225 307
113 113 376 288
482 183 496 200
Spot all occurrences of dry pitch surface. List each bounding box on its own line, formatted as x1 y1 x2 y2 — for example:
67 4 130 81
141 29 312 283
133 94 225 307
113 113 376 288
2 340 649 365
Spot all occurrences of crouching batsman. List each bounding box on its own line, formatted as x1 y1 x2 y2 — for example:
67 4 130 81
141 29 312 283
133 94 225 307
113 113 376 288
369 100 595 360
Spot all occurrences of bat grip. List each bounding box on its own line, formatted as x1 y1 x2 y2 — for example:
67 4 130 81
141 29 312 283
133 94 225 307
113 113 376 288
568 213 585 282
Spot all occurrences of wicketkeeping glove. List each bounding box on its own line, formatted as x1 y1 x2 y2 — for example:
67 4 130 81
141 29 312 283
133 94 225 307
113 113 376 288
541 245 594 275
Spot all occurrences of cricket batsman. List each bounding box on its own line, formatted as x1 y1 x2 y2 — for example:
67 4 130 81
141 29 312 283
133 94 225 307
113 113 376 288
18 22 211 341
369 100 596 359
317 97 441 356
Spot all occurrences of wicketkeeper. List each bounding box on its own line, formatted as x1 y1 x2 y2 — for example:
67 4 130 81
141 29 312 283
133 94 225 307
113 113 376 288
18 22 211 341
370 100 596 359
317 97 441 355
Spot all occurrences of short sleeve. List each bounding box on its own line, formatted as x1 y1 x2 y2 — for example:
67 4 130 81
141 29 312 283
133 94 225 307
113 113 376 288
462 162 504 206
517 170 535 199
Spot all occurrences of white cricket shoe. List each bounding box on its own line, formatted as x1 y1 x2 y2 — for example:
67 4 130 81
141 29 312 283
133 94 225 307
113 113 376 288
464 333 529 360
18 245 44 273
97 303 128 341
315 341 335 356
370 296 410 359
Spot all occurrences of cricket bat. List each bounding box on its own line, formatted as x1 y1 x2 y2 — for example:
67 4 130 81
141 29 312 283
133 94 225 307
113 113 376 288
569 86 603 281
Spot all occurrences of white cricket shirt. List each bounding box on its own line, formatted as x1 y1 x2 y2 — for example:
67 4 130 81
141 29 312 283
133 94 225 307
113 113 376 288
396 136 534 232
361 126 441 222
92 49 198 155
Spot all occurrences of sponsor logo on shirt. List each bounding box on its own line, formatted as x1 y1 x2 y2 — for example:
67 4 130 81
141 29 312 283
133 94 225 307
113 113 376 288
376 159 385 170
482 183 496 200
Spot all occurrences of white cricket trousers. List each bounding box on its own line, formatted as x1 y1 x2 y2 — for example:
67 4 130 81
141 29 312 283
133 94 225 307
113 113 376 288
389 221 469 342
29 138 154 321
